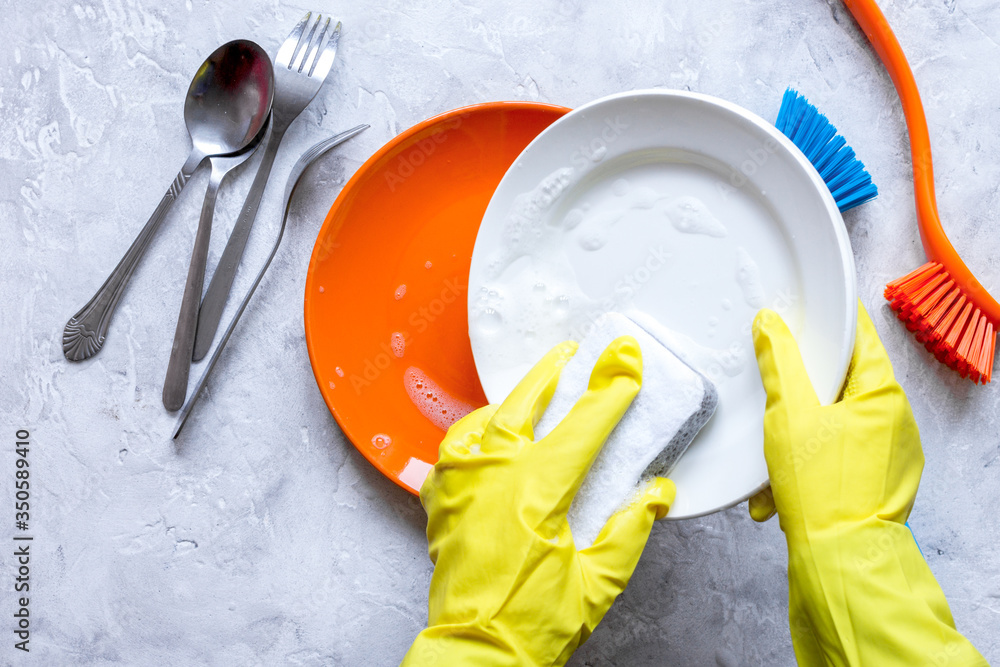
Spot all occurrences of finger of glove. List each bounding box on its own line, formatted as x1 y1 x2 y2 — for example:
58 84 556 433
752 309 820 412
533 336 642 514
841 301 899 398
436 404 500 463
578 477 674 610
484 341 578 453
748 486 777 522
420 405 500 507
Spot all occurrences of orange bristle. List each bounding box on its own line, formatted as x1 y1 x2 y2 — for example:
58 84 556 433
916 285 960 341
884 270 920 298
973 324 993 383
970 315 987 360
967 319 989 383
885 262 939 298
885 262 928 288
902 274 951 334
900 272 947 320
986 327 996 383
958 311 985 373
942 303 974 363
887 263 945 320
928 294 967 348
909 279 953 325
885 262 997 384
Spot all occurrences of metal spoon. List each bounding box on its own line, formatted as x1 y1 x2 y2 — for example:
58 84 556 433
172 124 369 437
192 14 344 363
162 118 268 411
62 39 275 362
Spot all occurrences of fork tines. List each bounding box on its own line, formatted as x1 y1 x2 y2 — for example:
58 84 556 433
281 12 342 77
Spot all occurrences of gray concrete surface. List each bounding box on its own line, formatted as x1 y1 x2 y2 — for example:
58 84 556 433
2 0 998 663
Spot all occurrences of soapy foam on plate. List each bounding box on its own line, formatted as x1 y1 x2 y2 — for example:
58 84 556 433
534 312 717 549
470 157 794 401
390 332 405 358
735 247 765 308
665 196 728 237
403 367 474 431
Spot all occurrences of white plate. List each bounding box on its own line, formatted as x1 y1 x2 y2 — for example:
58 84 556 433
467 90 856 519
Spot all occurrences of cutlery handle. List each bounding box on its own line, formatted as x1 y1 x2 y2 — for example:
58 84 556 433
173 201 291 435
194 123 286 360
172 125 370 438
63 152 202 361
162 170 222 411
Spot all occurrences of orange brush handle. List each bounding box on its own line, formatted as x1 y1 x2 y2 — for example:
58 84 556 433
843 0 1000 326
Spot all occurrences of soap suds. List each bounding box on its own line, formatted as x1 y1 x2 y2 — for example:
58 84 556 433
630 186 659 209
390 332 405 358
394 284 407 300
403 367 474 431
665 196 728 237
471 261 589 351
500 167 575 260
471 160 778 402
563 208 584 230
736 247 765 307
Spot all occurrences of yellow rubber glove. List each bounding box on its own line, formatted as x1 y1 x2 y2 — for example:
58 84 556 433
401 337 675 667
749 303 987 666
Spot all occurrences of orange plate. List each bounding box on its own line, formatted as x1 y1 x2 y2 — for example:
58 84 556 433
304 102 569 495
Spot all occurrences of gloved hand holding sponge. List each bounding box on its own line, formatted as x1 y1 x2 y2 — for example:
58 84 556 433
401 336 674 666
403 303 988 666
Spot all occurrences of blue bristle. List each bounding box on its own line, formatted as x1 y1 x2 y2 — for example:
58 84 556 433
775 88 878 212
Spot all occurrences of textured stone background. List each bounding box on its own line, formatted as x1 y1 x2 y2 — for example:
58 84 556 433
3 0 999 664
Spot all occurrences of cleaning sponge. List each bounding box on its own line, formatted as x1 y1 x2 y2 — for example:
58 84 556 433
534 312 718 548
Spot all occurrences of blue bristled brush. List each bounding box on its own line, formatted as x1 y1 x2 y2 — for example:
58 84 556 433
775 88 878 212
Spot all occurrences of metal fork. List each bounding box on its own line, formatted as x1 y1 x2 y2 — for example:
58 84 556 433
193 12 342 361
172 124 369 438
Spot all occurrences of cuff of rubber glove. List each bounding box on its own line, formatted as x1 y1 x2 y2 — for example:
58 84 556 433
784 518 920 590
784 520 990 666
401 625 538 667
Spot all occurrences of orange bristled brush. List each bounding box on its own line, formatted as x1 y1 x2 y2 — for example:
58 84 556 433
844 0 999 384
